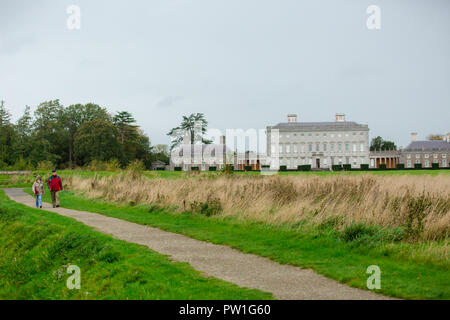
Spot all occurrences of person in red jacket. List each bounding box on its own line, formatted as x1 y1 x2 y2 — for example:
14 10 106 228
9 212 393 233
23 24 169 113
47 170 63 208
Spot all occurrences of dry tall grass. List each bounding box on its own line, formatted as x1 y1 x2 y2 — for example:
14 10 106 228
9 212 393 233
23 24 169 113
67 173 450 241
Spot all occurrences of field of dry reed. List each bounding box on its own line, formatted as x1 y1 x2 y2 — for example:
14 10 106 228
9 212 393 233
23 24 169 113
67 173 450 241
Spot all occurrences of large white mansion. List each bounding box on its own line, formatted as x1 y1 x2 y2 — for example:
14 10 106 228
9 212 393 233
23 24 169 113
167 114 449 171
266 114 370 169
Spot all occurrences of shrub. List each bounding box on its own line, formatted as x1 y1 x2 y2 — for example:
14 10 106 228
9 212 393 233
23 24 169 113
297 165 311 171
88 159 121 172
414 163 422 169
174 167 182 171
396 163 405 170
360 164 369 170
0 160 9 170
208 166 217 171
189 196 223 217
432 163 439 169
126 159 145 178
341 223 376 242
191 167 199 171
13 158 34 171
244 166 252 171
332 164 343 171
36 160 54 171
343 164 352 171
221 164 233 175
379 164 387 170
106 159 121 171
279 166 287 172
405 193 433 239
87 160 107 171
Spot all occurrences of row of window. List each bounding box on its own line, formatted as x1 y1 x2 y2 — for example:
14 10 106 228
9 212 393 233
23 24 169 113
279 157 366 166
406 153 447 159
278 132 366 138
406 159 448 168
273 142 365 154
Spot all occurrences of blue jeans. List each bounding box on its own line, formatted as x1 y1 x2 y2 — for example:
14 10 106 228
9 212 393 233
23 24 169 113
35 194 42 208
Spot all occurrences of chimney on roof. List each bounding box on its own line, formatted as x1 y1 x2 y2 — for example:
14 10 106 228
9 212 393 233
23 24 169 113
444 133 450 142
287 114 297 123
411 132 418 142
335 113 346 122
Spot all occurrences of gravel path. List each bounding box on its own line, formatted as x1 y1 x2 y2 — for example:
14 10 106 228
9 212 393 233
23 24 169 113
4 188 390 300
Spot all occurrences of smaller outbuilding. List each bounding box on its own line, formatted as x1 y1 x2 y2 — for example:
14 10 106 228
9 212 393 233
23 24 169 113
151 160 167 171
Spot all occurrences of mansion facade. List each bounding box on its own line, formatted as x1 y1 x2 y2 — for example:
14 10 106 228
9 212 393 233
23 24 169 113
266 114 370 169
167 114 449 171
401 134 449 168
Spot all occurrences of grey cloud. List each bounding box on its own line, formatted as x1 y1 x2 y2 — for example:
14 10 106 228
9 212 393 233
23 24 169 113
0 0 449 148
156 96 183 108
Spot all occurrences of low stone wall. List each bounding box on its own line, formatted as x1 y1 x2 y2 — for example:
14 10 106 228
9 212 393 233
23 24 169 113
0 171 32 175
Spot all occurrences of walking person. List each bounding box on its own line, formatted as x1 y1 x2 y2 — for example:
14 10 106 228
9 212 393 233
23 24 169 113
32 176 45 208
47 170 63 208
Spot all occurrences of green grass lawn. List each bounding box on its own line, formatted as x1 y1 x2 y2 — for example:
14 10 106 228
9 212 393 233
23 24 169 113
28 189 450 300
0 190 272 300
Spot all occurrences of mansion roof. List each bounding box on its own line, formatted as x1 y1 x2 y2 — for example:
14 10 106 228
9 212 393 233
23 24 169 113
268 121 369 132
404 140 450 151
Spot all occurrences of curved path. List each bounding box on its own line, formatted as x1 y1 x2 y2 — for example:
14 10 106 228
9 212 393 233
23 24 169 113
4 188 390 300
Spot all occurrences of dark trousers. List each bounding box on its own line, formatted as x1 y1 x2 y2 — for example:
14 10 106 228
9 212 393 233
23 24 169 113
51 191 60 206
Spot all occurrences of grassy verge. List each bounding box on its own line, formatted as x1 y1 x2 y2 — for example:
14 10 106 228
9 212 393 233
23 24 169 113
0 190 271 300
28 189 450 300
2 168 449 185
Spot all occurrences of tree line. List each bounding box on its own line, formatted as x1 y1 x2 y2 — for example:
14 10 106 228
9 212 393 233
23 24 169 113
0 100 169 170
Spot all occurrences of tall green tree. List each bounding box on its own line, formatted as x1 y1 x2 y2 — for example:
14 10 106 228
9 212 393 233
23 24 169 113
33 100 67 165
134 129 153 168
0 100 11 127
113 111 137 144
167 113 211 150
0 100 156 169
62 103 111 167
113 111 143 164
0 101 15 166
12 106 34 162
74 119 121 165
370 136 397 151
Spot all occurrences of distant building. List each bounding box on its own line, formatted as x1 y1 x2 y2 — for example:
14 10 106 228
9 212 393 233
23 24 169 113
401 133 450 168
444 133 450 142
169 136 231 171
151 160 167 171
266 114 370 169
234 151 270 171
369 150 401 169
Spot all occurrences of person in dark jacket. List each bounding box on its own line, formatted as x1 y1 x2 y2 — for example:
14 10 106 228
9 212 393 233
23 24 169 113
47 170 63 208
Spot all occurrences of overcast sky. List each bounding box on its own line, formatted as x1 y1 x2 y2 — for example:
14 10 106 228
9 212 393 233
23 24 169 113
1 0 449 149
